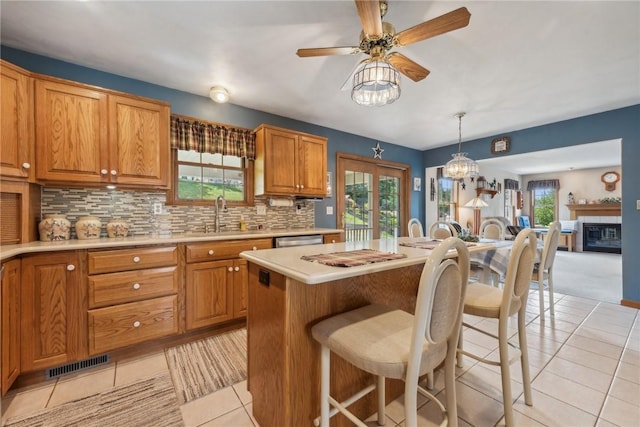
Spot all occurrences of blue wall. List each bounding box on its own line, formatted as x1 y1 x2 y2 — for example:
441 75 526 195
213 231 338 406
423 105 640 304
3 46 638 304
1 46 426 228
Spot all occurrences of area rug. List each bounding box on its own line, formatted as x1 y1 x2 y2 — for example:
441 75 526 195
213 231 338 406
165 327 247 404
5 374 183 427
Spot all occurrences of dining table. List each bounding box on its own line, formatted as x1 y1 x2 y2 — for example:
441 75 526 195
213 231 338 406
470 237 543 284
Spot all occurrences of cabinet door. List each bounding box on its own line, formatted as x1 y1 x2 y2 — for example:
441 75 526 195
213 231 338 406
263 127 298 194
2 259 21 395
233 259 249 318
298 135 327 196
21 252 84 372
0 61 33 180
35 79 108 183
185 260 234 330
108 95 169 187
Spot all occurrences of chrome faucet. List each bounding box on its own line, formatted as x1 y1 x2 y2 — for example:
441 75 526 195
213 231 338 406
215 195 227 232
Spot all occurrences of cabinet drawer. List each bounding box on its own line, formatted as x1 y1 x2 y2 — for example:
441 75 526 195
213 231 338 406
186 238 272 263
88 266 177 308
88 246 177 274
88 295 178 354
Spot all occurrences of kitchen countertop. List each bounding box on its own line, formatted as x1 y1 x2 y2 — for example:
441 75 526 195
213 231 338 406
239 237 495 285
0 228 342 261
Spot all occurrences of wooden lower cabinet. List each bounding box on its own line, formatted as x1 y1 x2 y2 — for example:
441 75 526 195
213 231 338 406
20 251 85 372
323 232 344 244
2 258 21 395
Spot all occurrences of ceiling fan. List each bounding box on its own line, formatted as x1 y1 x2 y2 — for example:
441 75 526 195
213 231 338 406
297 0 471 97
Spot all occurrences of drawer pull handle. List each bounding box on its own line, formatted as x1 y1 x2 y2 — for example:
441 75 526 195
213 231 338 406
111 170 117 176
228 267 233 272
252 246 257 251
100 169 108 175
22 162 31 169
133 321 141 328
208 250 214 255
133 283 141 290
66 264 75 271
133 256 141 263
234 266 240 272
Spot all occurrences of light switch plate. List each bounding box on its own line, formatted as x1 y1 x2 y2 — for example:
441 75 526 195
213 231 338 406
256 205 267 215
153 202 163 215
326 206 333 215
637 200 640 210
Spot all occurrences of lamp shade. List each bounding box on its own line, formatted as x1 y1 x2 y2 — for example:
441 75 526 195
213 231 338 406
351 59 401 107
464 197 489 208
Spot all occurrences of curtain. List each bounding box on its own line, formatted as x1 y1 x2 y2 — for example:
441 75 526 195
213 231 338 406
170 115 256 160
526 179 560 190
504 178 520 190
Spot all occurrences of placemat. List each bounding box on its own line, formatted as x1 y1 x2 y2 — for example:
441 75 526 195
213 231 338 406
301 249 407 267
399 240 477 250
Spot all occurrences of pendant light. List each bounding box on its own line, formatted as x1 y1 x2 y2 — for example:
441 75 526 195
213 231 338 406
443 112 479 180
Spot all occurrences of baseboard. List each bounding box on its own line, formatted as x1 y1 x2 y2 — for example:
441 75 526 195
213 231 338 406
621 299 640 309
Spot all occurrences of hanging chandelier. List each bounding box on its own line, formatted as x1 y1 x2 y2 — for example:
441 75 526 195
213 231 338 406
443 112 479 180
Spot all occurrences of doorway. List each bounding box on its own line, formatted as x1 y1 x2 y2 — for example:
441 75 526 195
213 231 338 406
336 153 410 241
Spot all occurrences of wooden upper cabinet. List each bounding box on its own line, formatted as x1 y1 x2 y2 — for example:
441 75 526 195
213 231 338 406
34 77 108 183
34 75 170 188
108 95 169 187
254 125 327 197
0 60 34 180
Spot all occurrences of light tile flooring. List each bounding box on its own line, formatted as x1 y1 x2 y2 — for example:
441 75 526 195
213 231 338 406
2 290 638 426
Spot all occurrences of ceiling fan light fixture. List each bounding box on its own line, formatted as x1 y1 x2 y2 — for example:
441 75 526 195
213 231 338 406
443 112 480 180
209 86 229 103
351 59 401 107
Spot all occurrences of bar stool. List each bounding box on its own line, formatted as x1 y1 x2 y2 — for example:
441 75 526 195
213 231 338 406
457 229 537 427
312 237 470 427
532 221 561 318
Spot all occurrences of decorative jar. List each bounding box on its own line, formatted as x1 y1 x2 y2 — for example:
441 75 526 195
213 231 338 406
75 216 102 239
106 220 130 238
38 214 71 241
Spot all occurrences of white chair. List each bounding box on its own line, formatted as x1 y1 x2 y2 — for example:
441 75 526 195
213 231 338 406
312 237 470 427
407 218 424 237
533 221 561 318
429 221 457 239
457 229 537 427
479 218 506 240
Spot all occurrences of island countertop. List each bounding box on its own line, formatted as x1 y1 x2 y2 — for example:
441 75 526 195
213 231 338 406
240 237 494 285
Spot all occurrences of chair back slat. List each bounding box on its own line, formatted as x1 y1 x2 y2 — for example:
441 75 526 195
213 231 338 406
408 218 424 237
501 229 537 312
542 222 562 270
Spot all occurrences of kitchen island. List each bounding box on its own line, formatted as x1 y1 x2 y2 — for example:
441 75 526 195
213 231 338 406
240 238 493 427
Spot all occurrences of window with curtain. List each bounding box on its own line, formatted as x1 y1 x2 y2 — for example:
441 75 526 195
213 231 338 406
169 115 255 205
437 167 456 221
527 179 559 226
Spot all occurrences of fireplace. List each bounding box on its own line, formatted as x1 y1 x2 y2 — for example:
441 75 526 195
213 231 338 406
582 223 622 254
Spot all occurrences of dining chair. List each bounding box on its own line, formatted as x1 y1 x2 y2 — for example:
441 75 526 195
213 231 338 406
479 218 506 240
532 221 561 318
457 229 537 427
407 218 424 237
429 221 457 239
312 237 470 427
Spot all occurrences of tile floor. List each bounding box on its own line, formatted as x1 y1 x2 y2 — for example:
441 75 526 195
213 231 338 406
2 291 639 426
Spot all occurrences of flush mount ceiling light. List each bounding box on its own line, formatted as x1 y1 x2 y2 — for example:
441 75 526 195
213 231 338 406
209 86 229 103
443 112 480 180
351 54 401 107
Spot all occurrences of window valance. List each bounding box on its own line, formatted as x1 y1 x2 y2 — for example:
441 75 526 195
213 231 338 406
526 179 560 190
170 115 256 160
504 179 520 191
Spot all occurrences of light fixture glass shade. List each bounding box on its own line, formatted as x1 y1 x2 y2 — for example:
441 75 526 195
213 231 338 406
209 86 229 103
464 197 489 208
351 59 401 107
443 153 480 180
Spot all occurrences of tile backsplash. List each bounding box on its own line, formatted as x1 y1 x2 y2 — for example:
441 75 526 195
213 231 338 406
41 187 315 239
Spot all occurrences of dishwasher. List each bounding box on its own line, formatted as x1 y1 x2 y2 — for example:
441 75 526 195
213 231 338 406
273 234 324 248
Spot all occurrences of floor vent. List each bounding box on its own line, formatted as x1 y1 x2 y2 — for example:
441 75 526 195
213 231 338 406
46 354 110 379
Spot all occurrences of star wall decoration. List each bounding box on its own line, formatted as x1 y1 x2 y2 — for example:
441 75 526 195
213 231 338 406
372 142 384 159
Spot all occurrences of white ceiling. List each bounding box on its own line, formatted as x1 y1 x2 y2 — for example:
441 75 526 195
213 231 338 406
1 1 638 160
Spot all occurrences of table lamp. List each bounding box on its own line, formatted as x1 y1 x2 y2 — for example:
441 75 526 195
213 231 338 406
464 197 489 235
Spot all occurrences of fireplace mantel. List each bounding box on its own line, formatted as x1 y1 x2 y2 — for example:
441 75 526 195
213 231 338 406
567 203 621 220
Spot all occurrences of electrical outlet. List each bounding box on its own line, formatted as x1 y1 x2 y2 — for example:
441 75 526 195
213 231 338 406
326 206 333 215
256 205 267 215
637 200 640 210
296 205 302 215
153 202 163 215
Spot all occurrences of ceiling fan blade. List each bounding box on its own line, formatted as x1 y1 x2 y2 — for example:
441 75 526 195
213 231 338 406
355 0 383 37
297 46 361 57
395 7 471 47
387 52 430 82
